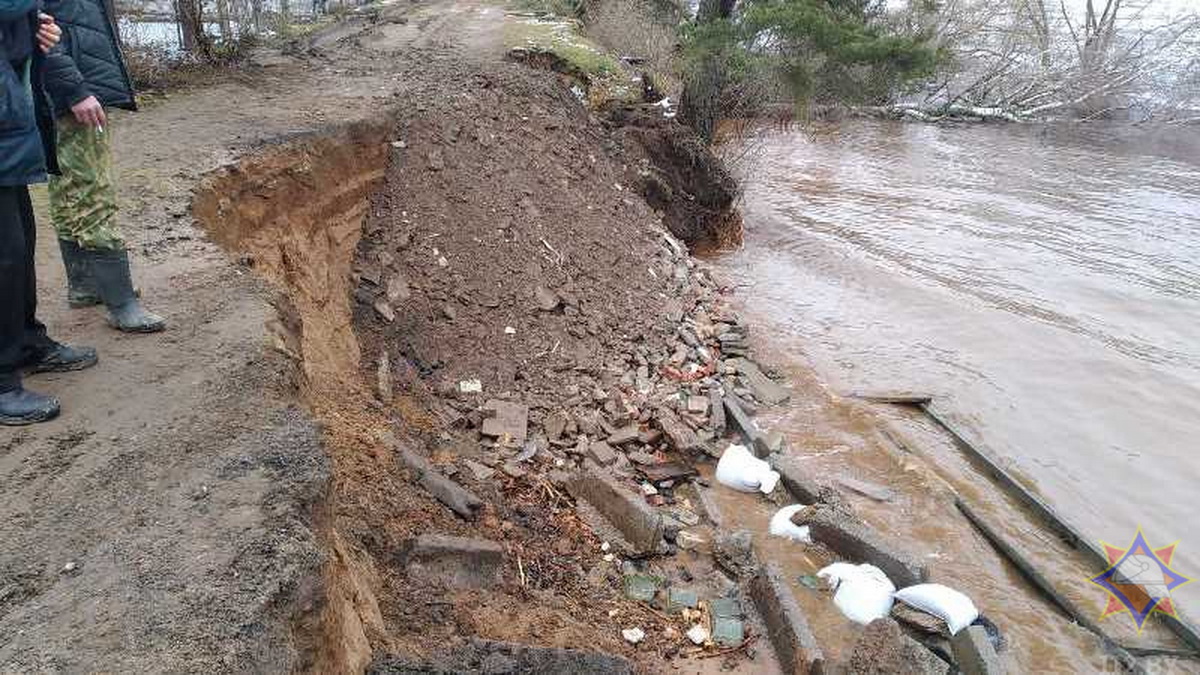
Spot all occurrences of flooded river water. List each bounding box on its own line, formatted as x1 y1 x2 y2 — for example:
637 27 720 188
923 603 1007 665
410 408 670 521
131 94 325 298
708 120 1200 663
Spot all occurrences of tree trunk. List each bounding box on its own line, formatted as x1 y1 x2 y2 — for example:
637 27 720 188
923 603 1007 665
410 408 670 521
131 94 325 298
215 0 233 41
1024 0 1051 69
175 0 209 58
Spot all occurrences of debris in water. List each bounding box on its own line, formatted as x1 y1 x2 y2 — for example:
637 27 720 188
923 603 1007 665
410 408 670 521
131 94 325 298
818 563 896 625
837 476 895 502
715 444 780 494
893 584 979 635
797 574 822 590
768 504 812 542
713 530 757 579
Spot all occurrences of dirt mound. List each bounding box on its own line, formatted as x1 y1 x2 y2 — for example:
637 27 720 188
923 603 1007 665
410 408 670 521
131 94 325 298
354 67 709 411
345 58 727 664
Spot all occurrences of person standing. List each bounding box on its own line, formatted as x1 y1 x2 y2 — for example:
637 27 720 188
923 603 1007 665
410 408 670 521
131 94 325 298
2 0 99 425
41 0 164 333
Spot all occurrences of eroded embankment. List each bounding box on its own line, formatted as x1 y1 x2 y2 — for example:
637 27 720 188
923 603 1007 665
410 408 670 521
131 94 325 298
194 118 397 672
191 57 751 672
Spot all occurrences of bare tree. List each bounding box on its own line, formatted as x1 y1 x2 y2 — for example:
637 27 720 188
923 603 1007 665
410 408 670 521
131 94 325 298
901 0 1200 121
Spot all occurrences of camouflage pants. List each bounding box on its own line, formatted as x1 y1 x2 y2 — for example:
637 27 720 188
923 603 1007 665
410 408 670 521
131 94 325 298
48 115 124 251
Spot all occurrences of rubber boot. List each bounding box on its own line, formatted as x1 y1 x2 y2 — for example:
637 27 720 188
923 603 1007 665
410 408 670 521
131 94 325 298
57 239 102 308
85 249 167 334
0 374 60 426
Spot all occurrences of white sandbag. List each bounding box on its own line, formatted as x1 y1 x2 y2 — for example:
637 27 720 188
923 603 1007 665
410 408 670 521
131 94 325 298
893 584 979 635
817 563 895 625
715 444 781 495
768 505 812 543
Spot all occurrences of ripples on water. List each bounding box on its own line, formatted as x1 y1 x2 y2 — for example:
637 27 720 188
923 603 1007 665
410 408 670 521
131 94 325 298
718 120 1200 613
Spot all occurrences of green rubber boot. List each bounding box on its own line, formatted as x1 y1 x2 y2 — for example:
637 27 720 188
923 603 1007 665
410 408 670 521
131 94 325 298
86 249 167 334
58 239 102 308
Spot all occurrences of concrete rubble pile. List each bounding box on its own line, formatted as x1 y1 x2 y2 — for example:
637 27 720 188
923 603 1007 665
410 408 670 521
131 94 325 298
387 228 1005 673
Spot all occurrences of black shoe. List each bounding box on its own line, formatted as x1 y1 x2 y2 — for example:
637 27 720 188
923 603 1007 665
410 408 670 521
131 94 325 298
0 386 61 426
58 239 102 308
23 342 99 374
85 249 167 334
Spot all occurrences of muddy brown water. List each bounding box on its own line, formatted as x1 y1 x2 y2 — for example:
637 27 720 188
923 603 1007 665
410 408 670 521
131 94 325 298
703 120 1200 671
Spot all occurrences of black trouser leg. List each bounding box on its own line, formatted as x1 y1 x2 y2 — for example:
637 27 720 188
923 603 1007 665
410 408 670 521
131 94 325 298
0 186 31 392
16 187 51 360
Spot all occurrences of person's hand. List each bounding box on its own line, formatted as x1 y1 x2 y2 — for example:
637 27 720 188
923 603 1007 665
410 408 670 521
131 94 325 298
72 96 107 128
37 13 61 53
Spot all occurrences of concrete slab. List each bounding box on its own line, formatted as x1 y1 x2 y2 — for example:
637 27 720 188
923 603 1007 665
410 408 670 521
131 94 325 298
951 625 1005 675
849 618 949 674
587 440 618 466
730 358 790 406
749 564 825 675
795 505 928 587
398 448 483 520
723 395 763 446
396 535 504 588
565 468 665 556
480 399 529 447
656 409 703 453
608 425 640 446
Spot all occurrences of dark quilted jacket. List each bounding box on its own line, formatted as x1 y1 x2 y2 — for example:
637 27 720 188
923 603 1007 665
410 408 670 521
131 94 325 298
42 0 134 115
1 0 57 186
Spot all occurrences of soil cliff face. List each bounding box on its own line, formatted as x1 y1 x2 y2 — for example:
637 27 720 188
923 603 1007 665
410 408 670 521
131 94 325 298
613 112 745 251
194 117 398 673
193 118 393 397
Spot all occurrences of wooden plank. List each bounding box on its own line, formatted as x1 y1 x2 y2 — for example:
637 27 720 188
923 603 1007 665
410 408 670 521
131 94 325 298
926 403 1200 652
956 499 1144 674
847 391 934 405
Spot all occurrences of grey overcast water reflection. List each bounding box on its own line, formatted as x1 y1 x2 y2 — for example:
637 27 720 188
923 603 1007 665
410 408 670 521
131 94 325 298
715 120 1200 614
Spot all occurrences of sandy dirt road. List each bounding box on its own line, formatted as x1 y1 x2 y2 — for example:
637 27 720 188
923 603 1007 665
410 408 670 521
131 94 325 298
0 2 510 670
